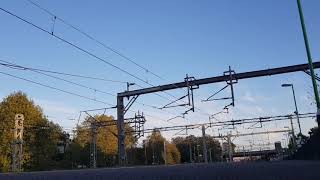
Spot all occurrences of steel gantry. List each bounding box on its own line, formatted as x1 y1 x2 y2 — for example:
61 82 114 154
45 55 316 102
116 62 320 166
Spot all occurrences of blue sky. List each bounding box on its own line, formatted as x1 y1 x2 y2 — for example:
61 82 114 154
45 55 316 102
0 0 320 148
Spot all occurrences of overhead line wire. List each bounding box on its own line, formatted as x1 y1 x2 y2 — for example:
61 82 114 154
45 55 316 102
0 60 185 124
0 59 126 83
0 60 116 97
24 1 212 116
0 70 113 105
0 6 210 117
0 7 150 86
26 0 165 81
0 60 187 122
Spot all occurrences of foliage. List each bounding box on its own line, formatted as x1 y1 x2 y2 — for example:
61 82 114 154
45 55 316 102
70 114 137 167
172 135 222 163
0 91 65 172
144 130 181 165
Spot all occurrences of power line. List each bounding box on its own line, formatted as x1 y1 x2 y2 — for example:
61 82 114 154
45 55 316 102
0 6 210 117
0 70 113 105
23 0 193 112
140 112 316 134
0 7 150 86
25 0 165 81
0 60 116 97
0 60 127 83
0 59 189 122
0 7 171 102
22 1 212 117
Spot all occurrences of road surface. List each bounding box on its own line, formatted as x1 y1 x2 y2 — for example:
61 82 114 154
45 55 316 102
1 161 320 180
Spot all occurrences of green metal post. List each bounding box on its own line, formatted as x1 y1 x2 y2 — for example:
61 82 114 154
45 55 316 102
296 0 320 126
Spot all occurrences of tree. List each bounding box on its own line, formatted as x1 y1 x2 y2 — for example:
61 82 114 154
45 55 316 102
71 114 137 167
172 135 222 163
0 92 65 172
144 130 180 165
165 143 181 165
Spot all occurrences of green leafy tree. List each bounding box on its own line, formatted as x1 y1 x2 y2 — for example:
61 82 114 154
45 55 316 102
0 92 65 172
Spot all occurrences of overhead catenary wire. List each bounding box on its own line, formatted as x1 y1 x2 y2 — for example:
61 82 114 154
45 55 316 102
0 6 211 117
0 59 189 123
25 0 165 81
0 70 113 106
18 2 212 117
0 59 127 83
0 60 116 97
0 7 171 103
0 7 150 86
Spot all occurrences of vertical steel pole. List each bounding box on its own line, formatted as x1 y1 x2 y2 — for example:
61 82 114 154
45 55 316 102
163 141 167 165
193 146 196 162
289 116 297 151
202 125 208 163
291 85 302 134
197 145 200 163
227 134 233 162
90 122 97 168
144 140 147 165
296 0 320 126
189 143 193 163
117 96 126 166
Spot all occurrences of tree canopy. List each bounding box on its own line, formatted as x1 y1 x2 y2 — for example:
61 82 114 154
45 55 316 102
0 91 65 172
172 135 222 163
70 114 137 167
144 130 181 165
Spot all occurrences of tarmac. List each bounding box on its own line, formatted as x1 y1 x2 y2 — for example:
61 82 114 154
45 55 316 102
1 161 320 180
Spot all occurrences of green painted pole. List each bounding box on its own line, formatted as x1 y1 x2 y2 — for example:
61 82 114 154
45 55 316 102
296 0 320 126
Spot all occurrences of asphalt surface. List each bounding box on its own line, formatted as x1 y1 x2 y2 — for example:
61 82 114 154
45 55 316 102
1 161 320 180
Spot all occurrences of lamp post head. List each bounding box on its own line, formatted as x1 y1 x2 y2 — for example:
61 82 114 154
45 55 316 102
281 84 293 87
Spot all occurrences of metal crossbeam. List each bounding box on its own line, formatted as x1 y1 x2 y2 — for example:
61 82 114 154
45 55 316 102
116 62 320 166
213 129 292 139
137 113 315 134
119 62 320 97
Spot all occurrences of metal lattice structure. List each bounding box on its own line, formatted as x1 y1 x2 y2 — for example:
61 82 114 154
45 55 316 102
116 62 320 165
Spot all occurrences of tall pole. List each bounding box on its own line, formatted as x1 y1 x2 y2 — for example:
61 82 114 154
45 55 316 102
144 140 147 165
90 121 97 168
193 146 196 163
227 134 233 162
189 143 193 163
291 85 302 134
197 145 200 163
296 0 320 126
117 96 126 166
282 84 302 134
202 125 208 163
163 141 167 165
289 117 297 151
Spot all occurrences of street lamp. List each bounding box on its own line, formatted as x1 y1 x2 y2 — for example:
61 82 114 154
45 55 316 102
281 84 302 134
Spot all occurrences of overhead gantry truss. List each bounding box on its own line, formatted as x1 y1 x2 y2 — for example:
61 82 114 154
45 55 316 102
116 62 320 166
